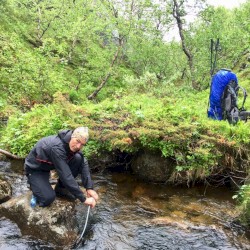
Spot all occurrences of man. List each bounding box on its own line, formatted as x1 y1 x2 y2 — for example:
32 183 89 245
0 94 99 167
25 127 98 208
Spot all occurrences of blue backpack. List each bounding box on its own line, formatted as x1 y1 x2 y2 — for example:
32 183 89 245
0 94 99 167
207 69 248 124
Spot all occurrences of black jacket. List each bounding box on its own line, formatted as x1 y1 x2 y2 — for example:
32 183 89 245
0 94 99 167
25 130 94 202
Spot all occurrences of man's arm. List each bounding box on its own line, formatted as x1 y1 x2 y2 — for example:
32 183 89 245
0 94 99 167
51 147 86 202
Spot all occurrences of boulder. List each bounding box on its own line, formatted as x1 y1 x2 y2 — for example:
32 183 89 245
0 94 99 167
0 192 82 248
131 150 175 182
0 175 12 203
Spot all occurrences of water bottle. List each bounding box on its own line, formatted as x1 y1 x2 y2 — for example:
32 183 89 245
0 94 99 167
30 195 37 208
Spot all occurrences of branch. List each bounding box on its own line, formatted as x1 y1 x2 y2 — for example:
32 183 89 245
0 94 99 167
0 149 24 160
172 0 197 89
37 1 65 41
87 39 124 100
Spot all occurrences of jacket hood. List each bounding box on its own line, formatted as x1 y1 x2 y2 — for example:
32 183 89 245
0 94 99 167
58 129 73 144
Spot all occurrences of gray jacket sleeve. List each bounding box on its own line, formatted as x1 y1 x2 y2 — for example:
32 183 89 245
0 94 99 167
50 146 86 202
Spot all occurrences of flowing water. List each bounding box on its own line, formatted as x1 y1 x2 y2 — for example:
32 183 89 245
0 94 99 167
0 160 249 250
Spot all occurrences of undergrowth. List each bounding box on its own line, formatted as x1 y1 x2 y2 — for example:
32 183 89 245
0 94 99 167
1 73 250 224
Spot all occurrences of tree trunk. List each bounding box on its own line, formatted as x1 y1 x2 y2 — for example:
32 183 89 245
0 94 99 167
87 39 124 100
172 0 197 89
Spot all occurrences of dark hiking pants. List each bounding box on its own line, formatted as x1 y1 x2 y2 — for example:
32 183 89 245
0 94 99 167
25 153 82 207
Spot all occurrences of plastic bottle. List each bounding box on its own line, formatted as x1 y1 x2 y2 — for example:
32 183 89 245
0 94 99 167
30 195 37 208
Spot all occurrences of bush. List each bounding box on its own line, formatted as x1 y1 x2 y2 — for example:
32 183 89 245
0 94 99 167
233 184 250 226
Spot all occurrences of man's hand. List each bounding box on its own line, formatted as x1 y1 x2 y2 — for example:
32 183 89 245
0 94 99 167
84 197 96 208
86 189 99 201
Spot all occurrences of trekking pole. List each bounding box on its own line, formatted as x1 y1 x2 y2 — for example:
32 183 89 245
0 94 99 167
207 38 221 115
213 38 220 74
71 205 91 249
210 38 220 76
210 39 214 77
208 39 215 114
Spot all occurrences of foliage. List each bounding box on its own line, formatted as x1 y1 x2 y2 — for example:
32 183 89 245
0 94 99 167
233 184 250 226
1 0 249 102
2 83 250 167
0 93 82 156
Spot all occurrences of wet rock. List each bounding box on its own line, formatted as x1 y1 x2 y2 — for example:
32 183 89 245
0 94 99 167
0 191 80 248
131 150 175 182
89 152 115 172
152 216 191 230
132 185 146 198
0 175 12 203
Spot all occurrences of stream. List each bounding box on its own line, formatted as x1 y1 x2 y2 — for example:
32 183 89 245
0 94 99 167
0 160 249 250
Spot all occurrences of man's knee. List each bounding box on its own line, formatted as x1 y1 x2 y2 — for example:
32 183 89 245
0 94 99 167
40 192 56 207
72 153 82 165
68 153 82 173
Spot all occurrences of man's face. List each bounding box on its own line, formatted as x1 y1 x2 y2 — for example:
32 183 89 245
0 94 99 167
69 137 86 152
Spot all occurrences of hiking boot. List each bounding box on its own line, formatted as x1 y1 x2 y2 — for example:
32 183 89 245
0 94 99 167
30 194 37 208
55 183 76 201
